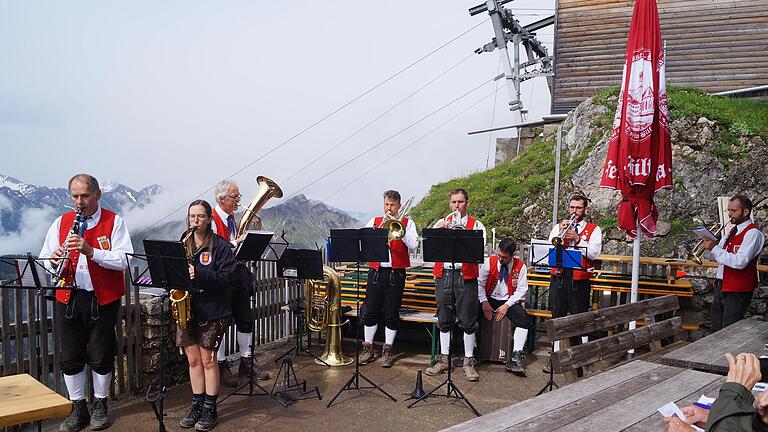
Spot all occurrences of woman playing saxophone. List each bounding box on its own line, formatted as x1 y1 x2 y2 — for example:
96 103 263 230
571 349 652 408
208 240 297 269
176 199 236 431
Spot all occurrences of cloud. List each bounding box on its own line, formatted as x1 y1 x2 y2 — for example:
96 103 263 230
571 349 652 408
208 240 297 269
0 195 57 255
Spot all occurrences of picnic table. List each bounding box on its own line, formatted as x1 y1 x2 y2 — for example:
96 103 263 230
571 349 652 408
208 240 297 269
0 373 71 428
662 317 768 374
441 360 724 432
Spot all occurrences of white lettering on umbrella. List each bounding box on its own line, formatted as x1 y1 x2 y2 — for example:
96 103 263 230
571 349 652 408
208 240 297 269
656 164 667 181
626 156 651 177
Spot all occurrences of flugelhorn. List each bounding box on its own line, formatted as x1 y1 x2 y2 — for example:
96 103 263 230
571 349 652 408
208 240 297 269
237 176 283 237
305 266 352 366
552 214 579 246
688 223 724 265
380 196 414 242
171 227 196 330
444 210 465 229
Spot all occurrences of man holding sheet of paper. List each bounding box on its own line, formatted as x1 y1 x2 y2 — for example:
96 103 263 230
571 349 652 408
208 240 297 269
700 195 764 331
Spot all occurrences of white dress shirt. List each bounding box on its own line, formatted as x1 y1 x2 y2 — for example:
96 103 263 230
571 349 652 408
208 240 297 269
477 257 528 307
432 214 487 268
705 219 765 279
212 204 238 248
365 216 418 267
39 206 132 291
547 219 602 261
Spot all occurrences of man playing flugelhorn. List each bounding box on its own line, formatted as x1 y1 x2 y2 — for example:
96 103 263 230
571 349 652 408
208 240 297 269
359 190 418 367
426 188 486 382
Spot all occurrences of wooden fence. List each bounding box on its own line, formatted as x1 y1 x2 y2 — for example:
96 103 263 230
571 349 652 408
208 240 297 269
0 261 303 399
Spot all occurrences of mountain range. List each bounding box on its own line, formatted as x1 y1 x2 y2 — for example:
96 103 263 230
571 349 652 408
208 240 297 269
0 174 363 256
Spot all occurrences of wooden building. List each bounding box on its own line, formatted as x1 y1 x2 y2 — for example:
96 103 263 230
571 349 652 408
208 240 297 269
552 0 768 113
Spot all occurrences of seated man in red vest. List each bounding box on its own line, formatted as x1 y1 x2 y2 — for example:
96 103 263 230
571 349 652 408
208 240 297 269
477 239 532 376
547 194 602 352
358 190 418 367
39 174 133 432
426 188 486 382
210 180 269 385
702 195 765 331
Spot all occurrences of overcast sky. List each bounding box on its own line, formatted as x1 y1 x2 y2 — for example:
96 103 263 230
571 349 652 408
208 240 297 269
1 1 555 218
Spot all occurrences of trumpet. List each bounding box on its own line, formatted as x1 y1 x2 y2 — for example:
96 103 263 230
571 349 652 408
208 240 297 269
444 210 465 229
688 223 724 265
171 227 197 330
380 196 414 242
552 214 579 246
52 207 87 288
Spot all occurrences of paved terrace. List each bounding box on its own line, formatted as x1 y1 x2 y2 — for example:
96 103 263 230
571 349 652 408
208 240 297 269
40 338 554 432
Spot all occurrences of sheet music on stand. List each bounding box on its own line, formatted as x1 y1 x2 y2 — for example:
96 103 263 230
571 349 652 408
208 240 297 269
236 230 288 262
528 239 586 271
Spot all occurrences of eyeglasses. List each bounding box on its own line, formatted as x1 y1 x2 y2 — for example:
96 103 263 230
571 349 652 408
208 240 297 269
227 195 242 200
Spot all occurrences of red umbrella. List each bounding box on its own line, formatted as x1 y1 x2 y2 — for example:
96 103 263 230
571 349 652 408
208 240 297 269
600 0 672 239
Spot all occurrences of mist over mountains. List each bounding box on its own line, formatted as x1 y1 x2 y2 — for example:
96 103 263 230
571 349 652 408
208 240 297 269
0 174 363 255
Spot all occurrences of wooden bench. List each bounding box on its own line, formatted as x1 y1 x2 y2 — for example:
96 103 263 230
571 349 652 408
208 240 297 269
545 294 684 375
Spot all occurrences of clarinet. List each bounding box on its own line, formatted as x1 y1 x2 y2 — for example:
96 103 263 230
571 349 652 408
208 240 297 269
49 208 87 296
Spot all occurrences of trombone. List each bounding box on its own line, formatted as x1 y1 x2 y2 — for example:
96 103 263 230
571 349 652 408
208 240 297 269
380 196 414 242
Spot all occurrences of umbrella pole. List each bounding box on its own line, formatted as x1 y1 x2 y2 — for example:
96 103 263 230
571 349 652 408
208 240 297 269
627 215 641 359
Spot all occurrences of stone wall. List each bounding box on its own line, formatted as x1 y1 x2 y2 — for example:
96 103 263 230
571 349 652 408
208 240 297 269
139 293 187 388
494 127 540 165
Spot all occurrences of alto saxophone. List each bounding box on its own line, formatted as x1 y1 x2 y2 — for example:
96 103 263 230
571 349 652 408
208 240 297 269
171 227 196 330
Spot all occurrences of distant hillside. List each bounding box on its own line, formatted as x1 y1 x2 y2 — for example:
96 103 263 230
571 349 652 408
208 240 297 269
260 194 362 249
411 86 768 259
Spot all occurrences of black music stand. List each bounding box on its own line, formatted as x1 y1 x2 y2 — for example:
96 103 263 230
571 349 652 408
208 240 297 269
218 231 285 405
275 248 327 364
532 241 586 396
0 254 77 432
130 239 198 432
270 248 324 406
408 228 484 417
325 227 397 408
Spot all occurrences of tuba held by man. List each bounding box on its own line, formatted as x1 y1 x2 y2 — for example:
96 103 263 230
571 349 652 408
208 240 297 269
305 266 353 366
237 176 283 236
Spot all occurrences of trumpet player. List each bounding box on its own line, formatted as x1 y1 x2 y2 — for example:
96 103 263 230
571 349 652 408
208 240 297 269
701 195 764 331
547 194 602 349
426 188 486 382
39 174 132 432
177 200 236 431
210 180 269 387
359 190 418 367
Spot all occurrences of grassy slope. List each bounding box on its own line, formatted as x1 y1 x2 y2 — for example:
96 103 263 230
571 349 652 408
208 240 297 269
411 86 768 236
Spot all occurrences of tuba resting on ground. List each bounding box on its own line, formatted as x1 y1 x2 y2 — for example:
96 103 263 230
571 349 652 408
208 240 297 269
688 223 724 265
237 176 283 236
305 266 353 366
171 227 197 330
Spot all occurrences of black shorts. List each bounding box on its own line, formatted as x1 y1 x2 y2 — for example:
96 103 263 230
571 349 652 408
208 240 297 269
176 317 231 351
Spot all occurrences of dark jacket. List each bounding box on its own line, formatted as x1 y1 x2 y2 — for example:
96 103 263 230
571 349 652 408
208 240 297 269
707 382 768 432
190 235 236 321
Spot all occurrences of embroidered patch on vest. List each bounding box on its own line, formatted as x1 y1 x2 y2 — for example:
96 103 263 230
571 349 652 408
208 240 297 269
97 236 110 250
200 252 211 265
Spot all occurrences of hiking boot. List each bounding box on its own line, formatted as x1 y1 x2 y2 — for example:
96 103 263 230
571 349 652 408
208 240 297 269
463 357 479 382
505 351 526 377
358 342 375 365
179 401 203 429
89 397 110 430
238 357 270 381
380 344 394 368
59 399 90 432
219 361 239 387
194 405 217 431
425 354 449 376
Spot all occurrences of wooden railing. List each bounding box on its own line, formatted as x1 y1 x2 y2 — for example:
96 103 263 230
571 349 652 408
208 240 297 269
1 261 303 398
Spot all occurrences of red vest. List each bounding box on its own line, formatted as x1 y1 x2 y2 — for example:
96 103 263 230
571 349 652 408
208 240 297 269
722 223 760 293
550 221 597 281
484 256 525 298
369 217 411 270
433 217 480 280
56 209 125 305
211 209 232 241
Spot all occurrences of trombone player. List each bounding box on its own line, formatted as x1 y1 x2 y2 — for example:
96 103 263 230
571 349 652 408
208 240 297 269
547 194 602 351
359 190 418 368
